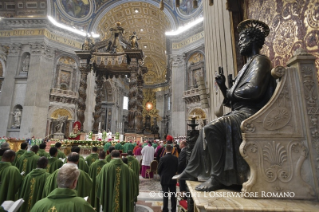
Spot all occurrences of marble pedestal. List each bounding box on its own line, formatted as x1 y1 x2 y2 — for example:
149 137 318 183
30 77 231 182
187 181 319 212
53 133 64 139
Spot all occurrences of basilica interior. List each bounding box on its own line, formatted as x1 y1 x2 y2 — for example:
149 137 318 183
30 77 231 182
1 0 319 212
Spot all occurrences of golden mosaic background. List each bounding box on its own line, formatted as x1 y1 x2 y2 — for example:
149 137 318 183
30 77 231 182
246 0 319 78
97 2 171 85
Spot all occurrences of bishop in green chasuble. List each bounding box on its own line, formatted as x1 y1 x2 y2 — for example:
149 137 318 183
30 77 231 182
88 151 107 209
42 153 92 198
46 147 63 173
86 147 99 167
105 146 115 163
0 150 23 203
16 145 40 177
55 142 66 159
71 146 89 173
19 157 49 212
96 150 134 212
37 143 50 158
13 142 28 165
31 164 94 212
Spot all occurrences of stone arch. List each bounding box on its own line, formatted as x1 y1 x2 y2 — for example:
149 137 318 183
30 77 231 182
47 106 75 120
188 107 207 120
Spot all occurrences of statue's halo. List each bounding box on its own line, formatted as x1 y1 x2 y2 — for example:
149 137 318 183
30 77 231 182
238 19 270 37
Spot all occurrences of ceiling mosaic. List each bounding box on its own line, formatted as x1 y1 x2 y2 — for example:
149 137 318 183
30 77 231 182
96 2 170 85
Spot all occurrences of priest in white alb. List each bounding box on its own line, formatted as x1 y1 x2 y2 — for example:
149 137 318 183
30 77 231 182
141 141 155 178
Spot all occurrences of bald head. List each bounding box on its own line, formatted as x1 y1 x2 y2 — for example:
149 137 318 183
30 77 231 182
1 150 16 162
37 157 48 169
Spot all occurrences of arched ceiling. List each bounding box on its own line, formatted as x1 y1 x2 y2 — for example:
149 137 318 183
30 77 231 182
96 2 170 85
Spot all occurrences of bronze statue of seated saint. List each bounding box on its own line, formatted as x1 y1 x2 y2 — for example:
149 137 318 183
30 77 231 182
174 20 276 191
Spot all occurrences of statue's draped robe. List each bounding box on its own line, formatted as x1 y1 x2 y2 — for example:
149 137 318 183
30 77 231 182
46 157 63 173
16 151 40 177
89 160 107 209
127 156 140 201
42 164 92 198
31 188 95 212
96 159 134 212
86 153 99 167
0 162 23 203
19 168 50 212
57 150 65 159
185 55 276 186
13 149 26 165
37 149 50 158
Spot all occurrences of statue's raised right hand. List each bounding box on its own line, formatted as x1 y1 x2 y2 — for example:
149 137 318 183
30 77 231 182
215 74 226 87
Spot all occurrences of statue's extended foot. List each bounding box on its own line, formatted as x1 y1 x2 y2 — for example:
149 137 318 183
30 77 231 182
172 171 198 181
195 176 224 191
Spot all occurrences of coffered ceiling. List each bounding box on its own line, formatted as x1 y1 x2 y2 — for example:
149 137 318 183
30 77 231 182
96 2 170 85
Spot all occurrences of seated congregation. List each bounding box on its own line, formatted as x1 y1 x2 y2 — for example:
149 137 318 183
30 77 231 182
0 141 141 212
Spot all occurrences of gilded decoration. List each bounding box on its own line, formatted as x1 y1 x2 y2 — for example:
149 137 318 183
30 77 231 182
246 0 319 80
114 166 121 212
188 108 206 120
97 2 170 85
51 108 72 120
142 89 161 122
188 52 204 64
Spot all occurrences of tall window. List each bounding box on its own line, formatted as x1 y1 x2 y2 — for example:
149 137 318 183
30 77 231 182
168 96 170 111
123 96 129 110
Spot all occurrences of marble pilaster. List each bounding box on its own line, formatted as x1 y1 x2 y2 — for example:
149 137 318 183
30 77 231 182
171 55 186 136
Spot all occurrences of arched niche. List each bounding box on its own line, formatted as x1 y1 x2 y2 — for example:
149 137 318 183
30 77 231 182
188 107 207 130
54 56 77 91
47 106 75 138
11 104 23 129
186 51 205 90
18 52 30 77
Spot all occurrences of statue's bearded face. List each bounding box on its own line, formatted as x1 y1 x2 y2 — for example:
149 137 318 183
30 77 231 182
239 32 253 56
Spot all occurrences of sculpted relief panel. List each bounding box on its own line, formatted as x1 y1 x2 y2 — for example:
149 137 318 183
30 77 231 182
247 0 319 80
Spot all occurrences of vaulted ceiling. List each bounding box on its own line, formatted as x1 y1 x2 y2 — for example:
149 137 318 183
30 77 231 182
96 2 170 85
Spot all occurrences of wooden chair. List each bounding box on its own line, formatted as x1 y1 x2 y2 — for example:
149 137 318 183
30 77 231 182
145 160 158 180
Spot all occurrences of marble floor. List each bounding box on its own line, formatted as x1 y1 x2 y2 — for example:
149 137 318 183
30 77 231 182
137 175 180 212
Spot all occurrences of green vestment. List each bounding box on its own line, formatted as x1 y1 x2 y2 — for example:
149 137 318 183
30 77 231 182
46 157 63 174
114 143 123 151
13 149 26 165
85 153 99 167
96 159 134 212
42 165 92 198
16 151 40 177
122 143 130 153
127 156 140 199
78 157 89 173
31 188 95 212
57 150 66 159
152 143 158 149
19 168 50 212
89 160 107 209
37 149 50 158
103 142 111 152
142 143 147 148
0 162 23 203
105 154 112 163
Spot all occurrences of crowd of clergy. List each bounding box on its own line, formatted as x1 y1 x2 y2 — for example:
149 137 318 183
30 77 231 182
0 134 186 212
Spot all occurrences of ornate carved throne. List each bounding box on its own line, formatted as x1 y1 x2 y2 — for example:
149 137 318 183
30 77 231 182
240 49 319 200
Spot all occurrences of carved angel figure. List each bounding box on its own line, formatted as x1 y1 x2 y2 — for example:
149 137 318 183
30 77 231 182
129 31 141 49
